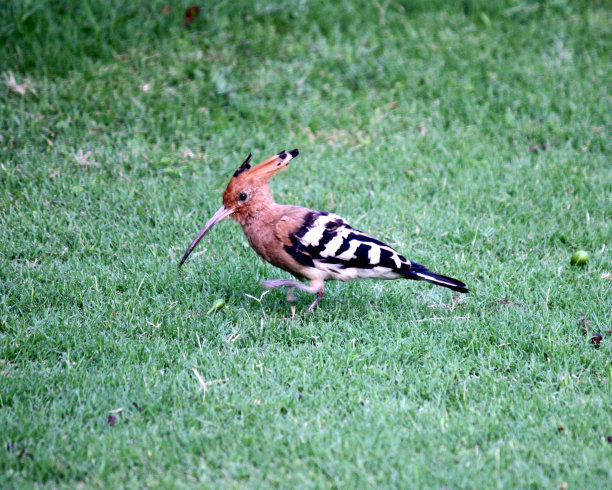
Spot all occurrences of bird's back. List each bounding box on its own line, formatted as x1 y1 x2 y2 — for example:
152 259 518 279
268 206 467 293
273 207 410 282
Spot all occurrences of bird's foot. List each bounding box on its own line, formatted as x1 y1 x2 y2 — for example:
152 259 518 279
262 279 300 290
305 290 324 314
262 278 324 315
286 287 296 319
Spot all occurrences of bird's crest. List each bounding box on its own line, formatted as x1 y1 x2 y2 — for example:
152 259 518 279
232 153 252 178
229 149 299 187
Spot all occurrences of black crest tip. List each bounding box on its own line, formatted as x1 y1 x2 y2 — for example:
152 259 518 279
233 152 252 177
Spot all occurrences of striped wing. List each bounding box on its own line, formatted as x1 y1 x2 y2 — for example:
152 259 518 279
282 211 410 281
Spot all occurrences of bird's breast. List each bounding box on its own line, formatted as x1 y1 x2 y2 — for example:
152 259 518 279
240 218 309 279
241 222 273 261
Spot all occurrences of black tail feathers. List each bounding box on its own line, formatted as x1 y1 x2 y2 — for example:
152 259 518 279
402 262 469 293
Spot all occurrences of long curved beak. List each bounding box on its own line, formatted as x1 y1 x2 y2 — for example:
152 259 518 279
179 205 233 267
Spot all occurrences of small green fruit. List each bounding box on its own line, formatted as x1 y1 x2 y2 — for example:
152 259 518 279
206 299 226 315
570 250 589 266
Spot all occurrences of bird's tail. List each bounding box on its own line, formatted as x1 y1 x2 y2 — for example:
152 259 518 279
402 262 469 293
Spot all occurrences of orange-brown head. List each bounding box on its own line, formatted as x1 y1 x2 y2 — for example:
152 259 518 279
179 149 299 267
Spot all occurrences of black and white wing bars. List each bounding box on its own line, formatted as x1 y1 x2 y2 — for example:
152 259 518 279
284 211 468 293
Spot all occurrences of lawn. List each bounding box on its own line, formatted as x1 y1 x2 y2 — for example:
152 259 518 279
1 0 611 487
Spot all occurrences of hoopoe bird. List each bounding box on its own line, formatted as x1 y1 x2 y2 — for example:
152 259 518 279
179 149 468 315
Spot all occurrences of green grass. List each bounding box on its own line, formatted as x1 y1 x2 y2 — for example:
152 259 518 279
1 0 611 487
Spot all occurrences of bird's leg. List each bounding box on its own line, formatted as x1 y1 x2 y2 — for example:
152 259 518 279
261 278 324 314
261 278 304 290
286 287 296 318
305 290 324 314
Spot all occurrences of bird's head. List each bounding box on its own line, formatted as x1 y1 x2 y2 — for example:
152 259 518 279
179 149 299 267
222 149 298 214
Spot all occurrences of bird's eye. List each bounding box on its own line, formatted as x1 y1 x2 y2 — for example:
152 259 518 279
238 192 248 201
